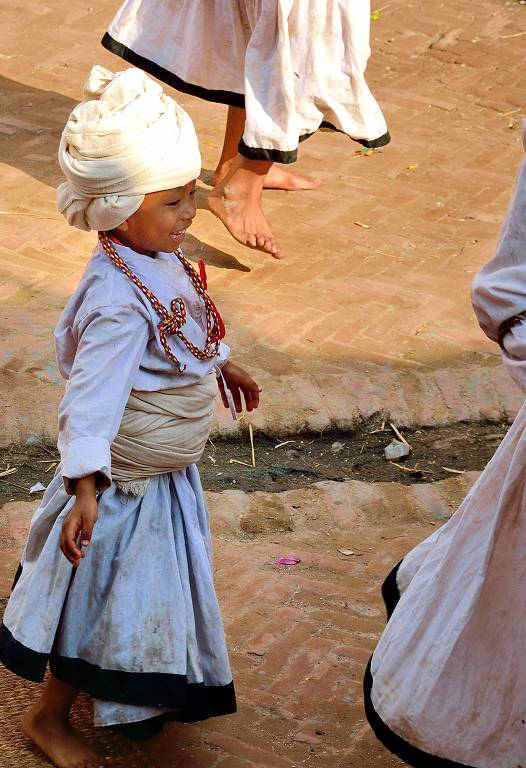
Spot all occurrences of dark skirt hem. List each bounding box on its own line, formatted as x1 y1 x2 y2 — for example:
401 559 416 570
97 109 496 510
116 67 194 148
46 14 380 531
0 623 236 722
101 32 391 163
364 561 475 767
0 623 48 682
363 661 476 768
381 559 402 620
101 32 245 108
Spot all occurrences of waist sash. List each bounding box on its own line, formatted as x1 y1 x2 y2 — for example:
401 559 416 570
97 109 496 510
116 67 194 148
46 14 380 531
110 371 216 491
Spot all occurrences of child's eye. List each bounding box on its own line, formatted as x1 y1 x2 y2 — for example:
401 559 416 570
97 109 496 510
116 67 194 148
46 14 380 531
168 200 182 207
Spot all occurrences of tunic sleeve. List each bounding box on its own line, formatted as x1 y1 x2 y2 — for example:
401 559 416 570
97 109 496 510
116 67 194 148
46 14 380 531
58 304 150 494
471 129 526 344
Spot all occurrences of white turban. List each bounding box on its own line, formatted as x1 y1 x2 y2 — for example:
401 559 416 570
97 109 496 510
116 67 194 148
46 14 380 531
57 65 201 232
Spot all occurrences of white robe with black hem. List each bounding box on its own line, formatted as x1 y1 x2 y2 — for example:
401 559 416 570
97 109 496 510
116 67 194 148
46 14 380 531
102 0 390 163
365 126 526 768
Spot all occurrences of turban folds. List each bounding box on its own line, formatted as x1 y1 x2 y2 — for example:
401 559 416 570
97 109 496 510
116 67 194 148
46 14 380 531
57 65 201 231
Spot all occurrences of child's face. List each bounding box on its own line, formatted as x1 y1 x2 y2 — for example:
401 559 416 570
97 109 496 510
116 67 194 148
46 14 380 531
113 181 197 256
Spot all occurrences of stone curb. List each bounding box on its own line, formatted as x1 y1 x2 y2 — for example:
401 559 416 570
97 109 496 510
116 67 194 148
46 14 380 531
1 361 522 447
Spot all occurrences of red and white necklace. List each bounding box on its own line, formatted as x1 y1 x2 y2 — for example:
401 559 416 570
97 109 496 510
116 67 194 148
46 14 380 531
98 232 225 373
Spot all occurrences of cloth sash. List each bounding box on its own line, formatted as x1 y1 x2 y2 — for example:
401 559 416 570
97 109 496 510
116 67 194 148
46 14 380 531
111 372 216 493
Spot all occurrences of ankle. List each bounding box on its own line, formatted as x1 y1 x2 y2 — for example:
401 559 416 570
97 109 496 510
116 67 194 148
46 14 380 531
27 699 71 724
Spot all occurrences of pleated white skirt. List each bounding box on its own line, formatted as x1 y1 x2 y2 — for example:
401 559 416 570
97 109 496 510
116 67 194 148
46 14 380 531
102 0 390 162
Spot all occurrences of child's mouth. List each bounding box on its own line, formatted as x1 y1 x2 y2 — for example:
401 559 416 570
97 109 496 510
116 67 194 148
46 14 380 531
169 229 187 243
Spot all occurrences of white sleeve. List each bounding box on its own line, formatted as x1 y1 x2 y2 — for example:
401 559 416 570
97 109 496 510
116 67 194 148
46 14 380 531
58 304 150 494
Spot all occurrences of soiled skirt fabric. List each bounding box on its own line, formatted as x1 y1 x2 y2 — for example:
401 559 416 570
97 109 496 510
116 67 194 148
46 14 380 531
102 0 390 162
365 400 526 768
0 465 235 730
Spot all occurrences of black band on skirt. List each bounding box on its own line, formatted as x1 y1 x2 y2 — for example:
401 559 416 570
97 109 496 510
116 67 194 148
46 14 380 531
0 622 236 722
101 32 391 163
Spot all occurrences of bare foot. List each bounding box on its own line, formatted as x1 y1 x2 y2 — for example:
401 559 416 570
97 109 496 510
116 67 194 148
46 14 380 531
212 161 321 192
262 165 322 191
208 164 286 259
22 705 112 768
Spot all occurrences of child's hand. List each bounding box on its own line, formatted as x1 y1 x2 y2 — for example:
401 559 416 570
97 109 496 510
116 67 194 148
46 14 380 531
60 475 98 566
218 361 261 413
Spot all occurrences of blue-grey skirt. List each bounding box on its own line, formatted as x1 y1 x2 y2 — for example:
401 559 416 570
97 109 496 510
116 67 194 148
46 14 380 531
0 464 236 736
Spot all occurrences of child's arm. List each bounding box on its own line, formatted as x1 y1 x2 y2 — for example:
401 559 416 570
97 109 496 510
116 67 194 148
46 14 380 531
218 360 261 413
57 304 150 564
60 474 98 566
58 304 150 495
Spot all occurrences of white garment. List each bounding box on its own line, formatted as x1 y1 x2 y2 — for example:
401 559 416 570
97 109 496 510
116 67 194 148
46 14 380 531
366 126 526 767
57 65 201 231
55 240 229 491
102 0 389 161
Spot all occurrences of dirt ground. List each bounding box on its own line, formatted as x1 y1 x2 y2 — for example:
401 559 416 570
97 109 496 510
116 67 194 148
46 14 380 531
0 418 509 503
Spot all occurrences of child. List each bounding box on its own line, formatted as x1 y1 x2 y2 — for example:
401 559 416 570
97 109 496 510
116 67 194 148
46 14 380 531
364 126 526 768
0 65 261 768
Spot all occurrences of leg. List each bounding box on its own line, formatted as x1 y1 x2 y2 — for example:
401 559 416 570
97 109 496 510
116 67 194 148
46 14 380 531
22 675 112 768
212 106 322 192
208 156 286 259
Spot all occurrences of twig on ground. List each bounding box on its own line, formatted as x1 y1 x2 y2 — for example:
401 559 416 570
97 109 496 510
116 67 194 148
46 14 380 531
275 440 297 449
0 478 29 492
389 422 412 449
229 459 253 468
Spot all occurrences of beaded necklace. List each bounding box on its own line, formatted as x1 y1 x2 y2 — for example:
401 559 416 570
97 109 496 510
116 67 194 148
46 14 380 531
98 232 225 373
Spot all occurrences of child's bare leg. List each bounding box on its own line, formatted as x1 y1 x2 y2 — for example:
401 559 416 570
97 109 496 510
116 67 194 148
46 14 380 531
23 675 111 768
208 156 286 259
212 106 321 191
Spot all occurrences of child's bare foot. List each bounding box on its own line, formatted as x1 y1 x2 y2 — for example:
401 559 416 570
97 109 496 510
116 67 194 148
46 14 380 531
212 160 321 192
208 161 286 259
23 705 112 768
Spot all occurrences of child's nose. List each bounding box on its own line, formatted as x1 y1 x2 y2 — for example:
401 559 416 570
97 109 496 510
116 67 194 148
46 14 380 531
182 196 197 222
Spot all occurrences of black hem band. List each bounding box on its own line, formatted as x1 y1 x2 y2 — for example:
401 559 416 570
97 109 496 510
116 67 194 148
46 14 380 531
101 33 245 108
50 652 236 717
235 126 390 164
101 32 391 163
0 623 236 722
364 661 475 768
0 623 48 683
381 560 402 620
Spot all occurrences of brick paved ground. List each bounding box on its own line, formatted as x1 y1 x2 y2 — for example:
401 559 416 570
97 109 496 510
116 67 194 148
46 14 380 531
0 474 477 767
2 0 526 441
1 1 525 766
